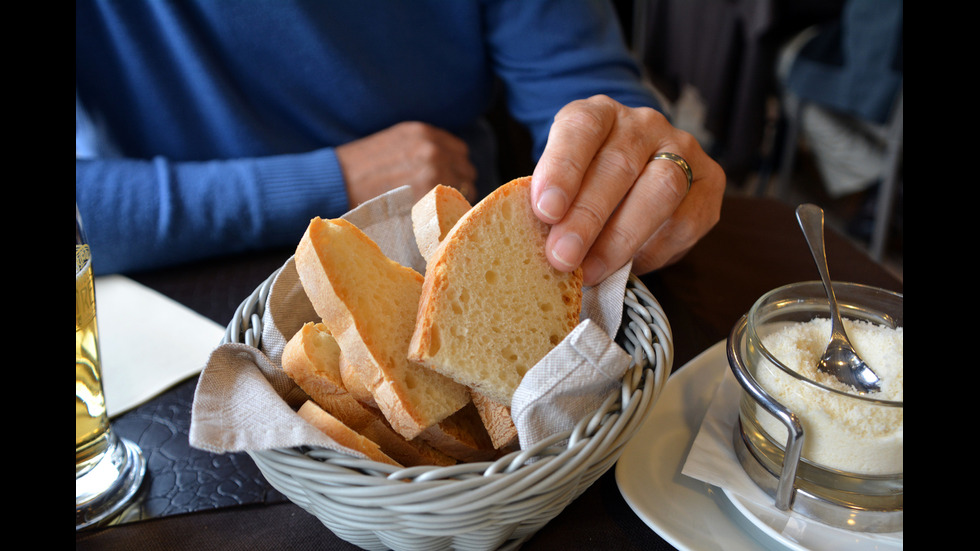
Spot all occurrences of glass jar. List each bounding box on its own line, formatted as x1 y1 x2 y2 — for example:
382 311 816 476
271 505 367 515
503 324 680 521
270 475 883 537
728 281 902 533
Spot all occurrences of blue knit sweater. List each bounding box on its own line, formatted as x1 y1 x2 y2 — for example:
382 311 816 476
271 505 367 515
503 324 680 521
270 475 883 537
76 0 659 274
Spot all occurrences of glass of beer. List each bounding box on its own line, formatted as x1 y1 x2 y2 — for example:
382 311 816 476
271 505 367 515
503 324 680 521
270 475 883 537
76 205 146 530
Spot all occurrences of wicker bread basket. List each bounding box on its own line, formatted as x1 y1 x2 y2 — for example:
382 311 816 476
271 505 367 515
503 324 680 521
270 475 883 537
223 269 672 551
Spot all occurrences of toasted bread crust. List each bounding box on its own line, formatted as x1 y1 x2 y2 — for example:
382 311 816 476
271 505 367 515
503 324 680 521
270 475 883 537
297 400 401 467
418 401 497 462
282 322 347 402
412 185 472 264
471 390 519 450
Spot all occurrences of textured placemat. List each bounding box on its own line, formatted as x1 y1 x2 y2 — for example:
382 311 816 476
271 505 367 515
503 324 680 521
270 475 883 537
110 374 287 522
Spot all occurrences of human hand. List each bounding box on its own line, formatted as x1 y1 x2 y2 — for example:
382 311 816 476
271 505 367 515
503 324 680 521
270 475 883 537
530 95 725 286
336 121 478 207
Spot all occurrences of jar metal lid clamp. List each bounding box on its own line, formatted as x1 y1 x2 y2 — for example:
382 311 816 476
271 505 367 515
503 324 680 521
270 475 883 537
727 315 803 512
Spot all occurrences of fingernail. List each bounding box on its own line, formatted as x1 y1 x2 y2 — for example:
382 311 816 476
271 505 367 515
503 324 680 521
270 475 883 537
536 187 567 222
582 257 607 286
552 233 583 269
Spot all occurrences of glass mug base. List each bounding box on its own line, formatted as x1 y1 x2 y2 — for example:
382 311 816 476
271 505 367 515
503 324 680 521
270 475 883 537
75 431 146 530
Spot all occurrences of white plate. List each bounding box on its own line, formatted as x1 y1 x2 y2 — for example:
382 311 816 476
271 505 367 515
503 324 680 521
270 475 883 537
722 488 902 551
616 340 787 550
616 340 904 551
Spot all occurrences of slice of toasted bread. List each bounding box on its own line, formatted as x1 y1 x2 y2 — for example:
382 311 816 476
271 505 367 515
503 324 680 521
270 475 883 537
295 217 471 440
408 177 584 405
296 400 401 466
282 322 456 466
412 185 519 450
417 401 497 462
470 390 519 451
282 322 347 401
412 185 473 263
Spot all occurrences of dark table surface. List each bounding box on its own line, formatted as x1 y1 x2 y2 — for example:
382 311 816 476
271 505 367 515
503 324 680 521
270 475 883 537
75 195 902 551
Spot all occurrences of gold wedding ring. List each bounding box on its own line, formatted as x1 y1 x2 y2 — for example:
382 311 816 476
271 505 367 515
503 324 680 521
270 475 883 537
653 152 693 192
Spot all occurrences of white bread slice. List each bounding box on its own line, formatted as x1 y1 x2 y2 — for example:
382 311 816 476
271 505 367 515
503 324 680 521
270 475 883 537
297 400 401 467
282 322 455 466
282 320 374 408
408 176 583 405
471 390 518 451
411 185 519 450
282 322 347 402
294 217 471 440
315 393 457 467
417 401 497 462
412 185 473 263
337 353 377 407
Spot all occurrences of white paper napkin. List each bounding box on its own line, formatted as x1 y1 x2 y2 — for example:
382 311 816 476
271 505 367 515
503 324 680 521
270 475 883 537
681 372 769 502
95 275 225 417
190 185 632 459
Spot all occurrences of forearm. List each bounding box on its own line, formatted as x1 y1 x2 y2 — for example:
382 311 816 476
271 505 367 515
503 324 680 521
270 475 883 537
76 148 349 275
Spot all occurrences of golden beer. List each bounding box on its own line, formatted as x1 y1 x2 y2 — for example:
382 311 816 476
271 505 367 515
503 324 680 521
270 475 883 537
76 208 146 530
76 244 111 475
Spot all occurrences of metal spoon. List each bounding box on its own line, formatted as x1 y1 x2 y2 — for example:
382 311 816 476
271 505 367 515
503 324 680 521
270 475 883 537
795 204 881 393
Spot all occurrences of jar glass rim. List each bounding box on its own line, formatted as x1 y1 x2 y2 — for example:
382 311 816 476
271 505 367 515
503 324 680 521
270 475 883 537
745 281 903 407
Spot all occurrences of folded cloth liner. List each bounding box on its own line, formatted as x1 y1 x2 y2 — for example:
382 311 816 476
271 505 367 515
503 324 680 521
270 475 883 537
190 185 631 458
511 319 631 449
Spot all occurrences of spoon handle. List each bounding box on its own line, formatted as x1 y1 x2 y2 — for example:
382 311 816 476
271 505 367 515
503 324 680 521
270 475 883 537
795 204 847 340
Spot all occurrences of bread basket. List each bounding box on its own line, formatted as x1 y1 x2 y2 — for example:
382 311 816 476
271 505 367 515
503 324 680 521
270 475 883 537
223 269 672 551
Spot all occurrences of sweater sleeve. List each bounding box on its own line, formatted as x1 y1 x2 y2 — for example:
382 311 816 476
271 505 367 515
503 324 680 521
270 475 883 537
482 0 662 159
75 149 349 276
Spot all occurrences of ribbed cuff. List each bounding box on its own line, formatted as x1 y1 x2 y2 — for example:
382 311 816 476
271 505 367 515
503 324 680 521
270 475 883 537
252 148 350 244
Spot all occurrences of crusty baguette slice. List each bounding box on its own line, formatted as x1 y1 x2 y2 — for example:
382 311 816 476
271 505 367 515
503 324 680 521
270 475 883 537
282 322 455 466
412 185 473 263
283 320 374 407
282 322 347 402
471 390 518 451
408 176 584 405
411 185 519 450
337 347 378 407
315 393 457 467
294 217 471 440
417 401 497 462
297 400 401 467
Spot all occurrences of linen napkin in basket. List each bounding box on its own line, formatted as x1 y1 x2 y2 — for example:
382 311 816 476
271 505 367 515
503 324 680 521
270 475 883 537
190 186 632 459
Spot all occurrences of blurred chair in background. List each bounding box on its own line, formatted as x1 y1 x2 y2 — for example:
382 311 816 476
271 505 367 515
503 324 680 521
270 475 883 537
631 0 845 188
771 0 903 261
